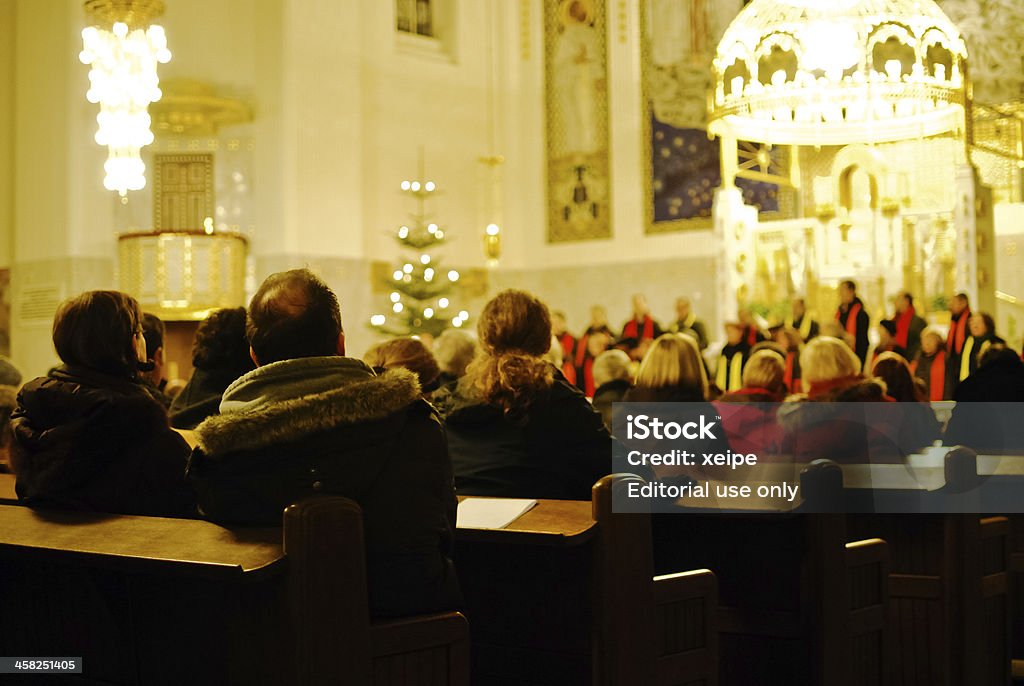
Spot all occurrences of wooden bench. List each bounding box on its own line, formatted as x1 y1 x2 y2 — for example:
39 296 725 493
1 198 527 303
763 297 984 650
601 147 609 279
0 472 15 504
652 499 889 686
454 474 718 685
0 497 469 685
801 458 1012 686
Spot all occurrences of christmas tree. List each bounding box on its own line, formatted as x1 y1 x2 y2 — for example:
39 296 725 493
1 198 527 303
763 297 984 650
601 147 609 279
369 174 468 338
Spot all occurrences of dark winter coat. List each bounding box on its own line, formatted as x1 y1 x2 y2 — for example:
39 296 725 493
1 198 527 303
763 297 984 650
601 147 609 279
169 368 242 430
187 357 461 619
434 376 612 501
592 378 631 433
10 365 195 517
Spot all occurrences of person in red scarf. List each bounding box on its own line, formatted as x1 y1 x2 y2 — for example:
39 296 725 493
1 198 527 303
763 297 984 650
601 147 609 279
889 291 926 361
619 294 663 360
835 280 870 368
945 292 971 394
551 310 578 385
910 327 948 400
574 306 614 397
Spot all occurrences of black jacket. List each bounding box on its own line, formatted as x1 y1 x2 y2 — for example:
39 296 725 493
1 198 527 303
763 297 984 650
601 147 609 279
837 297 871 365
592 378 631 433
435 376 612 501
10 365 195 517
187 359 461 619
169 368 241 430
945 355 1024 452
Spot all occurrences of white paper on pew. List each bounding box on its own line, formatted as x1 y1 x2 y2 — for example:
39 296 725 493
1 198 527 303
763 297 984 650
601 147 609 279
457 498 538 529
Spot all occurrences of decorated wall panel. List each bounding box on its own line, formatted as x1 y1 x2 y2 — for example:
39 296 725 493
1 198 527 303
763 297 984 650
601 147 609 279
545 0 612 242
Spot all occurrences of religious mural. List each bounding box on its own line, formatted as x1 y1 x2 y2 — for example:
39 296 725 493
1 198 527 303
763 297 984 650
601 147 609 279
545 0 612 242
642 0 780 233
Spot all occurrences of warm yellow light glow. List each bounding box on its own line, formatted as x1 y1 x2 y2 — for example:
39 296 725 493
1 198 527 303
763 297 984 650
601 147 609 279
448 270 460 282
485 223 500 236
81 20 170 195
709 0 968 145
370 314 386 326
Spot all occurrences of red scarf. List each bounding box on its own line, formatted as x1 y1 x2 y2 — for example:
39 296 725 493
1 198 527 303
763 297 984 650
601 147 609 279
807 374 863 399
745 325 759 347
784 350 797 393
574 334 589 368
557 332 575 359
623 317 655 340
947 309 970 354
894 306 915 348
928 350 946 401
836 301 862 337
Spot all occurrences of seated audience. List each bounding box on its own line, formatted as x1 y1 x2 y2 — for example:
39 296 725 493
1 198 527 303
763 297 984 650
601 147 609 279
870 352 939 450
433 328 477 388
945 344 1024 451
910 326 947 401
591 348 632 432
170 307 255 430
0 356 21 388
187 268 460 618
713 349 786 455
140 312 172 409
778 336 904 463
365 336 442 396
434 289 611 501
10 291 195 516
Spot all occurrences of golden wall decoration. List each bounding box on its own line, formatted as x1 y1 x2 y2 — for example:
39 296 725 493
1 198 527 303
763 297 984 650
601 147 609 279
153 153 214 231
544 0 612 242
118 231 248 320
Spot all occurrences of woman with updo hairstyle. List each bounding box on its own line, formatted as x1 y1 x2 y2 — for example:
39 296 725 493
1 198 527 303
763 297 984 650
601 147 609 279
433 289 611 500
10 290 195 517
170 307 256 429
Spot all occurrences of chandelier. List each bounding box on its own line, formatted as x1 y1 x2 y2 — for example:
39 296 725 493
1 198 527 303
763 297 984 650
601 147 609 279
79 1 171 196
708 0 968 146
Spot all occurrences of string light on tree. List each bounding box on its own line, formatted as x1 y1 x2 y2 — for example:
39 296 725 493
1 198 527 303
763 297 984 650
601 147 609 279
369 159 469 337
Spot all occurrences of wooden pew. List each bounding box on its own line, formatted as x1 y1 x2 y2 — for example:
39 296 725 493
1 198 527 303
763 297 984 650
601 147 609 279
0 497 469 686
454 475 718 685
652 489 889 686
801 458 1012 686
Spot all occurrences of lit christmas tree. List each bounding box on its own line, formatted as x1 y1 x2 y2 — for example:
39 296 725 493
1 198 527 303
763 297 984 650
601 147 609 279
369 173 468 337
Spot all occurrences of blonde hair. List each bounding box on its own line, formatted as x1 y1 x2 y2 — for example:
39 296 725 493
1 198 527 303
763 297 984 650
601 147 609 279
634 333 708 398
800 336 861 385
592 349 632 387
920 325 945 347
742 349 786 394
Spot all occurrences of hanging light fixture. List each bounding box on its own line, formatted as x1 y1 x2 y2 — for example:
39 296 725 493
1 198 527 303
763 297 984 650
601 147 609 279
708 0 968 146
79 0 171 196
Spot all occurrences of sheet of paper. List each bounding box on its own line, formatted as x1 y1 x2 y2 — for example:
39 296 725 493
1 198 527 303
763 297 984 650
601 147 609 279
456 498 538 530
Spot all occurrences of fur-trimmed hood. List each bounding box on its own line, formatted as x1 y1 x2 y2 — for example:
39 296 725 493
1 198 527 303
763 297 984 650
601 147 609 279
194 357 422 458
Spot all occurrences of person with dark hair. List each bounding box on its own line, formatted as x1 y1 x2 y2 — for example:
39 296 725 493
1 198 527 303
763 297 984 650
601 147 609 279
835 280 870 367
187 268 460 618
944 343 1024 450
955 311 1002 381
889 291 926 360
619 294 663 360
9 290 195 517
139 312 172 408
946 292 971 394
870 352 939 451
785 298 818 341
434 289 611 500
169 307 255 430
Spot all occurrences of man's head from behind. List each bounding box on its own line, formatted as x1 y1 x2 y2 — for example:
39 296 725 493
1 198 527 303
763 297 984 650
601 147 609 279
247 268 344 366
